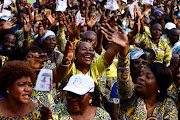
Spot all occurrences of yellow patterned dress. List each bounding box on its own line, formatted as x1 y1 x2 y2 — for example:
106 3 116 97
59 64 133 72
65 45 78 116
0 104 42 120
117 53 178 119
52 104 111 120
135 35 172 66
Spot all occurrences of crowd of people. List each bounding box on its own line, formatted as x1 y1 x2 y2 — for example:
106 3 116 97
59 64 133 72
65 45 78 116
0 0 179 119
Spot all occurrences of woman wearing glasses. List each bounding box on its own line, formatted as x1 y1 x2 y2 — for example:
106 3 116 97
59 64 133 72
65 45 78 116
41 74 111 120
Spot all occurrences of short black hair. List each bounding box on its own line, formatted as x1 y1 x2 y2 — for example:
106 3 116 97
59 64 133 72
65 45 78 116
18 10 27 16
2 29 17 44
89 4 97 10
0 19 6 23
21 45 42 60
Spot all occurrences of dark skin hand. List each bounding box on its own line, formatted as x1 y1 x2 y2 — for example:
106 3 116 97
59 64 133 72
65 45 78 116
64 13 82 39
40 106 53 120
2 17 17 30
29 53 50 69
101 23 129 57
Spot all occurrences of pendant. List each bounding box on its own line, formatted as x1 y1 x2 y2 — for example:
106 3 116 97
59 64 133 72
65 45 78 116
47 60 51 65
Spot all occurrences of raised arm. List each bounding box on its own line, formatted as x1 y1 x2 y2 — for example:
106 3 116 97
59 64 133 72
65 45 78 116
101 23 135 100
53 14 81 83
101 24 129 65
56 11 67 54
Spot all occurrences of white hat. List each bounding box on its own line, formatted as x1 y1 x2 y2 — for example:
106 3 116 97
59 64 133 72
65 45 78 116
121 0 127 3
130 50 147 60
165 22 176 30
63 74 95 95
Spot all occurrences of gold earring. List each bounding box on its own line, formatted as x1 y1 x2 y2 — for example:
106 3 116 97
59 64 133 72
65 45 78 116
89 99 92 104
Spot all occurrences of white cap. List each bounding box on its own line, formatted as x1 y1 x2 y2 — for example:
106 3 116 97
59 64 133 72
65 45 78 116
165 22 176 30
63 74 95 95
121 0 127 3
130 50 147 60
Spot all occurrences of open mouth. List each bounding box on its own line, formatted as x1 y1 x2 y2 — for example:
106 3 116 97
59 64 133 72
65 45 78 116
6 46 12 51
136 82 144 87
84 55 92 61
22 94 30 99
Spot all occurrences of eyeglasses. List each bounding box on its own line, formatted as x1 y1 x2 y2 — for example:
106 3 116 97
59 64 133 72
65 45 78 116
66 92 86 100
134 60 148 65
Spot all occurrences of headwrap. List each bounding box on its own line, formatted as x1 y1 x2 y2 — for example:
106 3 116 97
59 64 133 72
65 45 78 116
153 8 165 15
40 30 56 45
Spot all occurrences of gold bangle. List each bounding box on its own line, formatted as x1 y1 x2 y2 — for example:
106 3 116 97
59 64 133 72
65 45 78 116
60 61 71 67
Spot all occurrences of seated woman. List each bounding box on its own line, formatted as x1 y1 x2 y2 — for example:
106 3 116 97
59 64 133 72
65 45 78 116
101 23 178 119
44 74 111 120
0 61 42 119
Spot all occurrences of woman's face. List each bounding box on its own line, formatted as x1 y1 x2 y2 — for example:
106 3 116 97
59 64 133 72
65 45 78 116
66 92 92 113
3 34 16 54
24 51 40 62
100 15 107 26
89 12 96 19
7 76 33 104
136 66 159 97
151 24 162 39
18 13 25 25
80 26 87 38
133 58 148 72
89 6 96 12
92 22 100 33
76 42 95 65
43 35 56 52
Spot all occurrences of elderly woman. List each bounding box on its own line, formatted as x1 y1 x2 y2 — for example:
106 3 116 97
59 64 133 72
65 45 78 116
43 74 111 119
0 61 42 119
32 22 63 70
101 24 178 119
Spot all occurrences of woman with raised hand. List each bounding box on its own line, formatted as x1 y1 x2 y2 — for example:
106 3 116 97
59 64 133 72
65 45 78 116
101 23 178 119
55 15 122 84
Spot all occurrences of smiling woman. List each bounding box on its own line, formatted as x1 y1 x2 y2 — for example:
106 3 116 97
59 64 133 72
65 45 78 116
0 29 21 61
0 61 43 119
50 74 111 120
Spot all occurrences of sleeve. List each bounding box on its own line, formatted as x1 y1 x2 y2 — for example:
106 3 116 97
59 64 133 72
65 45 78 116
117 53 135 101
163 43 172 66
163 98 178 120
56 27 67 53
15 29 24 47
96 107 111 120
15 28 34 47
135 32 149 49
91 53 110 77
109 82 120 104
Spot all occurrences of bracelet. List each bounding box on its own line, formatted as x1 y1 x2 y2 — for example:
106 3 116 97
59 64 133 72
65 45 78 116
60 61 71 67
